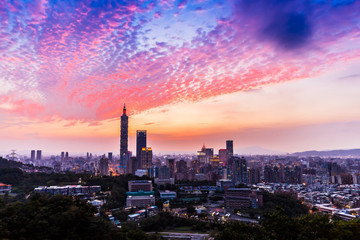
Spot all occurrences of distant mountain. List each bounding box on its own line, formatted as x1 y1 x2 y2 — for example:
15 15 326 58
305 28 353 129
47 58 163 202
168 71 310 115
292 149 360 157
236 146 285 155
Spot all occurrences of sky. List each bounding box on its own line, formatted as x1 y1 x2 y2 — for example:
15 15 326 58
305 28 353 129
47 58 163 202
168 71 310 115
1 0 360 156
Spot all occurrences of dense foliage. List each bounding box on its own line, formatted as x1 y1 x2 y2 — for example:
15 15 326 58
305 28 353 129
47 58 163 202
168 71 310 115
0 157 150 209
216 211 360 240
262 191 309 217
241 191 309 218
0 194 119 239
0 194 162 240
139 212 221 233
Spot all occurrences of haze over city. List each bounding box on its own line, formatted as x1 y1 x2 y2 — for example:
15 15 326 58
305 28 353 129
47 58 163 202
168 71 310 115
1 0 360 154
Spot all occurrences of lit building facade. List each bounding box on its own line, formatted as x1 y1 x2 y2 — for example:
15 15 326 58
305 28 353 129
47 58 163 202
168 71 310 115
140 147 152 169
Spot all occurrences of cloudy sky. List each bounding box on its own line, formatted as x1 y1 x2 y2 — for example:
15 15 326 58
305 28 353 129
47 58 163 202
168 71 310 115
1 0 360 155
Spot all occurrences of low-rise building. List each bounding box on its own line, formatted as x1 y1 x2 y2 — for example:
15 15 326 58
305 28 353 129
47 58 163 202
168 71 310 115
159 190 177 200
126 195 155 208
225 188 263 209
34 185 101 195
128 180 152 192
154 178 175 186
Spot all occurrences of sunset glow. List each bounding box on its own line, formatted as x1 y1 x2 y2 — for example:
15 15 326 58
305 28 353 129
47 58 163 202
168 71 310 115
1 0 360 154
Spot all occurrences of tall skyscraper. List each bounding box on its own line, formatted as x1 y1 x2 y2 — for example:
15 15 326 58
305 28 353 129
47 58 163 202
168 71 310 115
136 130 147 168
31 150 35 161
108 152 113 162
61 152 64 161
36 150 42 161
232 156 248 184
99 157 109 176
167 158 175 178
120 104 128 170
140 147 152 169
226 140 233 160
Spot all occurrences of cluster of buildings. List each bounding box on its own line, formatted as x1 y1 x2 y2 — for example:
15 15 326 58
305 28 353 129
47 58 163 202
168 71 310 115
7 105 360 221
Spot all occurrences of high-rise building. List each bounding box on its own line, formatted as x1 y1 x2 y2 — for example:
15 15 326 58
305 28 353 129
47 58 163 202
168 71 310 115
36 150 42 161
140 147 152 169
285 165 302 184
248 168 260 184
232 156 248 184
219 149 227 166
31 150 35 161
159 166 170 179
147 166 159 178
108 152 113 162
61 152 65 161
264 165 274 183
65 152 69 159
136 130 147 168
99 157 109 176
226 140 233 159
175 160 188 181
273 165 280 183
167 158 175 178
205 148 214 164
127 157 138 175
197 145 207 163
210 156 220 167
120 104 128 170
176 160 187 173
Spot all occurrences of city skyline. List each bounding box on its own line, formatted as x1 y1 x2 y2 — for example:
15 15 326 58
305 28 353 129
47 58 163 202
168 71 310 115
1 1 360 154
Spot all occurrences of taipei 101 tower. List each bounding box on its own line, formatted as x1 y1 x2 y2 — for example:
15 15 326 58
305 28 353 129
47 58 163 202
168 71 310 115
120 104 128 172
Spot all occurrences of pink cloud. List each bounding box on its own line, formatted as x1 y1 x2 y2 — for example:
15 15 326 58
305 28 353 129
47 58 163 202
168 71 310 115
0 0 359 125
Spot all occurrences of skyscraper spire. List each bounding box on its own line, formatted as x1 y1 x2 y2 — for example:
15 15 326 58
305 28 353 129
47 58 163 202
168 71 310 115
120 103 128 173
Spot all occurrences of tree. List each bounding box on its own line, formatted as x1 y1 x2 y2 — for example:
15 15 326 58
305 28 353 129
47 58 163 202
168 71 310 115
0 194 124 239
262 191 309 217
186 205 196 216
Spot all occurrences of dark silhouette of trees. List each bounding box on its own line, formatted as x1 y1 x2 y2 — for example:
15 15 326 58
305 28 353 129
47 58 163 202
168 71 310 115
216 211 360 240
0 194 123 239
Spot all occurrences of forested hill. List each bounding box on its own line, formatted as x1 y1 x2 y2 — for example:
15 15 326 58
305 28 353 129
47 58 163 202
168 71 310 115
0 157 52 173
0 157 24 169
